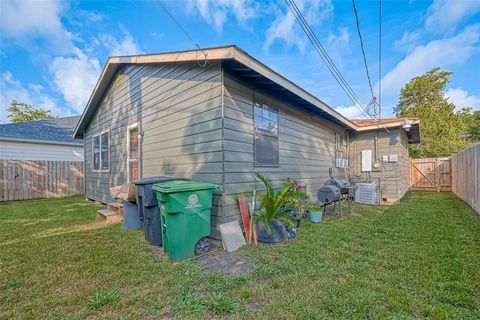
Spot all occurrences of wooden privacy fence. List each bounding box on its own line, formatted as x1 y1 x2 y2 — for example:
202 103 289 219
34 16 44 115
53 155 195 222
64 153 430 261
451 144 480 214
0 160 84 201
410 157 452 191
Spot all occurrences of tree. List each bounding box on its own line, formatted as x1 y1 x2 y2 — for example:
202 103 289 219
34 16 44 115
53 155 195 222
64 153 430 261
463 110 480 142
6 100 55 123
395 68 471 158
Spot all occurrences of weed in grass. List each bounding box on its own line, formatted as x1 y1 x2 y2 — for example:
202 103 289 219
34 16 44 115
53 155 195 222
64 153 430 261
239 288 252 300
3 280 17 289
88 290 120 310
205 292 240 315
271 279 281 289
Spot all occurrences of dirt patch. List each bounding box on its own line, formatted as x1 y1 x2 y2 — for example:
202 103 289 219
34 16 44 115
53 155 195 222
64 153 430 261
151 246 164 259
247 303 265 311
197 248 254 276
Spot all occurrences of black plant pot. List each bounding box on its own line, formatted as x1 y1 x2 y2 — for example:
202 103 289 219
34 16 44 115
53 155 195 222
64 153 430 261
256 220 286 244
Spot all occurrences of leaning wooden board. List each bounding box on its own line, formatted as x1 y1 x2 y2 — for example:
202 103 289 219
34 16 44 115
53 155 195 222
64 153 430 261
238 194 251 242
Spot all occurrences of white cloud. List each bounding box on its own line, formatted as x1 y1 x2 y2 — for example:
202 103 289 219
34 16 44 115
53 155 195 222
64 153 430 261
425 0 480 33
188 0 257 33
381 24 480 96
394 30 422 51
0 72 67 123
327 27 349 46
50 48 101 113
334 104 367 119
265 0 333 51
445 87 480 111
0 0 73 52
102 33 144 56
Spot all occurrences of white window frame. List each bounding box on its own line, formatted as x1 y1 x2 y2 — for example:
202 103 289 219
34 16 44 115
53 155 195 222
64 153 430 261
92 129 110 173
253 100 279 167
127 123 140 182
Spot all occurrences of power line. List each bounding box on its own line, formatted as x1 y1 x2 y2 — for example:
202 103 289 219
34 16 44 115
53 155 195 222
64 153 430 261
352 0 374 101
378 0 382 120
284 0 374 119
155 0 207 67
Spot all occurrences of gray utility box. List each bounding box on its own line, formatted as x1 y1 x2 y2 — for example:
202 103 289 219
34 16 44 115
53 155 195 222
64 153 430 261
134 176 189 246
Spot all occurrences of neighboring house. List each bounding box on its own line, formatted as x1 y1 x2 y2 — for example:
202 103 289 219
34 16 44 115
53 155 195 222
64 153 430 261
0 116 83 161
349 118 421 204
73 46 420 236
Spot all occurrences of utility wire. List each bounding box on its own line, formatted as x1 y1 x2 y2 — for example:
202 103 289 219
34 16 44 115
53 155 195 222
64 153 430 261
287 0 367 115
155 0 208 67
378 0 382 120
352 0 374 101
285 0 373 119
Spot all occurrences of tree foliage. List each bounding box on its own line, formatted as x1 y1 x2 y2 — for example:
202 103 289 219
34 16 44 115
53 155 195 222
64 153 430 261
395 68 474 158
7 100 55 123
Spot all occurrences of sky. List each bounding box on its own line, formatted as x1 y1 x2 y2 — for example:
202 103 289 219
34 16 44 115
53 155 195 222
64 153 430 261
1 0 479 124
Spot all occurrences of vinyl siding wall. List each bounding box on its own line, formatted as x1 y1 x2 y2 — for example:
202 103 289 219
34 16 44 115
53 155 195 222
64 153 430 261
348 128 410 203
220 72 348 222
140 62 224 234
0 140 83 161
84 61 224 232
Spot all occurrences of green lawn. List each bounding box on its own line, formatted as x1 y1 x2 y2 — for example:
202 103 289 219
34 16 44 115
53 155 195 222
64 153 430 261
1 192 479 319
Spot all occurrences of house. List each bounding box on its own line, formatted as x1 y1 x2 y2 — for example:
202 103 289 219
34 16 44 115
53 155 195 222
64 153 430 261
73 45 420 236
0 116 83 161
349 118 421 204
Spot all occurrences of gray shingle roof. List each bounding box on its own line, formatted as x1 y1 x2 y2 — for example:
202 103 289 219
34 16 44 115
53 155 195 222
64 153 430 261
0 116 83 145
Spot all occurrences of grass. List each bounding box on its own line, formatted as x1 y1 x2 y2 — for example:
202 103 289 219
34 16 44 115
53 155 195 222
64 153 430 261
0 192 479 319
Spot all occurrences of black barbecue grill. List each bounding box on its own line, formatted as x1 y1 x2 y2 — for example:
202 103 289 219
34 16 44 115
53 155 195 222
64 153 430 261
317 168 354 215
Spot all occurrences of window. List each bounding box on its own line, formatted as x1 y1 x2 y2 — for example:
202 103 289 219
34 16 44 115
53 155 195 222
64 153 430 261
92 131 109 172
127 123 139 182
254 101 279 166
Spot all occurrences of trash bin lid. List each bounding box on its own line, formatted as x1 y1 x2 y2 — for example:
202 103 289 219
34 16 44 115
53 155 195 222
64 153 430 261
152 181 220 193
133 175 189 185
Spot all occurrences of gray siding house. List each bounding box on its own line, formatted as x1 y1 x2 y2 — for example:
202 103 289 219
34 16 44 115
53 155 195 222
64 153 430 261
348 118 420 204
73 46 420 235
1 116 83 161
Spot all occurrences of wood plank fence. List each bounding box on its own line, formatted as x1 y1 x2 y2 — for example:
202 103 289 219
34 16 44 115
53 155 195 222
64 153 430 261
410 157 452 191
0 160 84 201
451 144 480 214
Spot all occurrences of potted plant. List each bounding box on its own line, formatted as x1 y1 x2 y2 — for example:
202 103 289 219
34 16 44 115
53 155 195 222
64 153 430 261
253 173 305 244
306 203 323 224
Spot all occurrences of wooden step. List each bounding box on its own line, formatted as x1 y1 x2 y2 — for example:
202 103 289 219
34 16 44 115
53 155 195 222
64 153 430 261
107 202 124 216
97 209 123 224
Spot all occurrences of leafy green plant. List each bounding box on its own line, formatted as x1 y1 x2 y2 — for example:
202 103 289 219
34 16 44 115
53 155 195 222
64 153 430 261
88 290 120 310
305 203 323 212
253 173 306 231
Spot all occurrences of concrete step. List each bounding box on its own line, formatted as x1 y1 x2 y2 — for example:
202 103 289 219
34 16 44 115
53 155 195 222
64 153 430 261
97 209 123 224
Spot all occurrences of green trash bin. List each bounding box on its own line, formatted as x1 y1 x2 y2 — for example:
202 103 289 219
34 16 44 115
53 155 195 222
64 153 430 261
152 181 220 261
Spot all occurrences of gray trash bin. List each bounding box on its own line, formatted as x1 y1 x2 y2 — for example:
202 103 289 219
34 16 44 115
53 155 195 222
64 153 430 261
134 176 188 245
123 201 141 230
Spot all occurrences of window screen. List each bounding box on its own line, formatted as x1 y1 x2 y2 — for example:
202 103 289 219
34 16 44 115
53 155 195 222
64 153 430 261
92 131 109 172
93 136 100 170
254 101 279 166
128 125 139 181
101 132 109 170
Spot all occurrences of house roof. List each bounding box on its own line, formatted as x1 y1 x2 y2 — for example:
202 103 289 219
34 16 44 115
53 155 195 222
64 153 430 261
0 116 83 146
72 45 421 144
73 45 361 138
351 117 421 144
